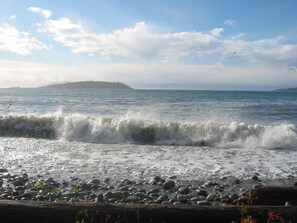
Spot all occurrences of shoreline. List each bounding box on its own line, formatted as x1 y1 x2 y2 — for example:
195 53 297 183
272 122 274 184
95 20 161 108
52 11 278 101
1 169 297 222
1 169 296 205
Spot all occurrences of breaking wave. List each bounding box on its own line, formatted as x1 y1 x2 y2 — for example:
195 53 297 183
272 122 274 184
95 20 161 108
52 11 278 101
0 114 297 149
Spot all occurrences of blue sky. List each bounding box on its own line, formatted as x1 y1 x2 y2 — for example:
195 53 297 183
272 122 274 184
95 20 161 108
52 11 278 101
0 0 296 90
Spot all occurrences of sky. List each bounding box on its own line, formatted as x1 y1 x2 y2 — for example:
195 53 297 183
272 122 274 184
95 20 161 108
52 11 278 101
0 0 297 90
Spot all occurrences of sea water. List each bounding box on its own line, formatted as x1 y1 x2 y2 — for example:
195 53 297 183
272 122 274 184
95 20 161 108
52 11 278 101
0 89 297 183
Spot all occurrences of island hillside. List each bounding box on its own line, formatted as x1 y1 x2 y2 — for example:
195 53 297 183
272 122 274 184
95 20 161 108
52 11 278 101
274 87 297 92
40 81 133 90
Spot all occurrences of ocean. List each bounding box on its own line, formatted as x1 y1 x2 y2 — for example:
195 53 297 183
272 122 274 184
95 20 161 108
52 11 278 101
0 89 297 184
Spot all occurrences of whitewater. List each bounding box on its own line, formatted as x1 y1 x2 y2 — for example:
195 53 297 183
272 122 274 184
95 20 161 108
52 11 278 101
0 89 297 184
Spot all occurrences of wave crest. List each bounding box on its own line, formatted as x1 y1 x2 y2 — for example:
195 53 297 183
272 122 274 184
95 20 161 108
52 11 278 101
1 114 296 149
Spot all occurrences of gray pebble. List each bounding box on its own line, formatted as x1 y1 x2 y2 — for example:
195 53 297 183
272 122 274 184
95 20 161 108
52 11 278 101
252 184 263 189
176 194 189 204
95 193 104 203
197 200 211 205
162 180 176 190
206 193 219 201
178 186 190 195
252 175 259 181
0 173 10 178
89 179 100 185
196 189 208 196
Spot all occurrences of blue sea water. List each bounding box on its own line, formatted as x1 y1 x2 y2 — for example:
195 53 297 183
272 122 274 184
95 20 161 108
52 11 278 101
0 89 297 181
0 89 297 147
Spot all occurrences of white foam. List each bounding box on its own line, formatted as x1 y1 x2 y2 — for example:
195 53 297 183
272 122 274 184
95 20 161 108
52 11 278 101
0 137 296 182
1 113 297 149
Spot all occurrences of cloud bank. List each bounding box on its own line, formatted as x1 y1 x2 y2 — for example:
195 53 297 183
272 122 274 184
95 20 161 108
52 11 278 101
0 6 296 89
32 10 297 68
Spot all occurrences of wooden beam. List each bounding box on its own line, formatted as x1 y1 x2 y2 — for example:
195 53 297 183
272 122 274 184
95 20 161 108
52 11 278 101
0 200 296 223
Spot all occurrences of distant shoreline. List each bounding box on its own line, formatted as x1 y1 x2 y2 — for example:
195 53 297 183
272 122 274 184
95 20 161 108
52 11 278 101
2 84 297 92
273 87 297 92
39 81 133 90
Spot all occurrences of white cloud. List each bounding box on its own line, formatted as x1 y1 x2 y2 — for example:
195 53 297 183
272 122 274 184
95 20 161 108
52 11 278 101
37 16 297 67
210 28 224 37
9 15 16 20
27 7 52 19
0 23 48 55
38 19 221 60
224 20 236 26
221 36 297 66
23 7 297 67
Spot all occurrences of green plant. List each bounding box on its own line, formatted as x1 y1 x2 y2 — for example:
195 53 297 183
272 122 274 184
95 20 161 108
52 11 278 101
232 190 293 223
70 186 79 196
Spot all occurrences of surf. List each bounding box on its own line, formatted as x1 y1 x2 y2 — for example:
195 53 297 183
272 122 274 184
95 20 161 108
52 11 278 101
1 114 296 149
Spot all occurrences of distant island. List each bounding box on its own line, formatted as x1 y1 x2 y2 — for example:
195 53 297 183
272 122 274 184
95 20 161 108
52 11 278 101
274 87 297 92
40 81 133 90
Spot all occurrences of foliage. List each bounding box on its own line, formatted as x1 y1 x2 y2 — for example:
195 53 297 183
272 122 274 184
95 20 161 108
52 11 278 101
233 190 292 223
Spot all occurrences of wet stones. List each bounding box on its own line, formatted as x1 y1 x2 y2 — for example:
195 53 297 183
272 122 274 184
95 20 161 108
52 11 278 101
252 175 259 181
88 179 100 185
0 169 8 173
197 200 211 205
162 180 176 190
196 189 208 197
178 186 190 195
0 169 295 206
0 172 10 179
206 193 220 202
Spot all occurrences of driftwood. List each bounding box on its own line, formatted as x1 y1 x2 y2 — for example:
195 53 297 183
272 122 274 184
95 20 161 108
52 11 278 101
0 200 297 223
251 186 297 205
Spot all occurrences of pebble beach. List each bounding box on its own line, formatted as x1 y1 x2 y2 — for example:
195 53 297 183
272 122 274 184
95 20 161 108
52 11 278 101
1 168 296 206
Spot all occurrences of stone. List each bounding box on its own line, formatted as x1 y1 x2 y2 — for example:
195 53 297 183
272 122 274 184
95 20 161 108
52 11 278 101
156 195 168 203
233 179 241 184
95 193 104 203
153 176 162 182
206 193 219 201
80 183 92 191
14 186 25 191
22 190 38 198
197 200 211 205
252 175 259 181
190 197 202 202
176 194 189 204
253 184 263 189
89 179 100 185
0 169 8 173
196 189 208 197
162 180 176 190
126 195 138 203
230 194 239 200
13 180 25 186
123 179 133 185
178 186 190 195
148 188 160 194
0 172 10 178
135 192 146 199
61 181 69 187
103 191 113 200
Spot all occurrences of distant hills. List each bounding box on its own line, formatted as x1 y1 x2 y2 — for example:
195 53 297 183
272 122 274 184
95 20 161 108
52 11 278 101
40 81 133 90
274 87 297 92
